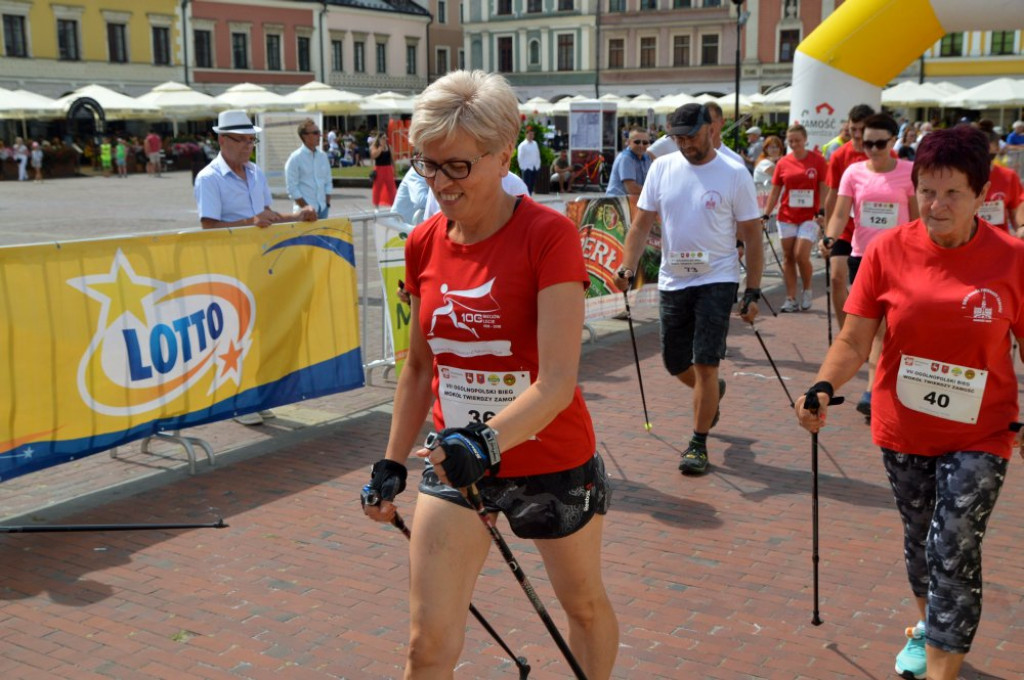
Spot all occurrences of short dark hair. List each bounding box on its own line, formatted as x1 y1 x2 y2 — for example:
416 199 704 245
848 104 875 124
913 126 990 196
863 113 899 137
786 123 807 138
298 118 316 138
705 101 723 120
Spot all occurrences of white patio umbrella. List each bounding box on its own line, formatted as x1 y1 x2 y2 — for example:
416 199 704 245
881 81 950 108
283 81 362 114
619 93 657 116
519 96 553 116
358 91 415 115
551 94 590 114
136 81 224 135
653 92 698 114
715 93 754 118
56 84 160 120
214 82 293 112
756 85 792 113
0 88 64 136
944 78 1024 110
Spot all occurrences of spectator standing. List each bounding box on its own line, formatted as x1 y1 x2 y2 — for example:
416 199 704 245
743 126 763 173
370 132 396 208
30 141 43 182
615 103 764 475
13 136 28 181
285 118 333 219
516 127 541 194
193 110 316 426
606 127 651 197
115 138 128 178
145 129 162 177
100 137 112 178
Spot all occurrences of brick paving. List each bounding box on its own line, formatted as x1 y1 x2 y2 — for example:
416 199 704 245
0 173 1021 679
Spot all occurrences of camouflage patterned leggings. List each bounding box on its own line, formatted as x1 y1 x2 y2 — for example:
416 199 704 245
882 449 1008 654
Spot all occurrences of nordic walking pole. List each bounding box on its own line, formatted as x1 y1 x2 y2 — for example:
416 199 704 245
739 258 776 317
822 234 834 346
389 510 532 678
0 519 227 533
762 219 786 278
748 321 796 408
464 483 588 680
623 279 652 432
801 386 845 626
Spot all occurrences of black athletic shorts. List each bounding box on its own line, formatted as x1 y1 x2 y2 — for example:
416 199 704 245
830 237 852 257
419 453 610 540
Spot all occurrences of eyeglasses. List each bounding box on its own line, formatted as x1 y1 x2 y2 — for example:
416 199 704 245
303 130 322 136
411 152 490 180
224 134 258 146
632 140 651 146
862 138 893 150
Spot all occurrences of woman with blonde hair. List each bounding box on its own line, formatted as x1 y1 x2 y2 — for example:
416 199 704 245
361 69 618 678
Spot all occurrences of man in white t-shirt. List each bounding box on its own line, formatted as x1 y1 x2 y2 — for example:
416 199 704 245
615 103 764 476
516 127 542 194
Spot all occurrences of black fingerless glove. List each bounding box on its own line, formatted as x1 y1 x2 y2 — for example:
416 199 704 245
740 287 760 315
426 423 501 488
360 459 408 507
803 381 835 411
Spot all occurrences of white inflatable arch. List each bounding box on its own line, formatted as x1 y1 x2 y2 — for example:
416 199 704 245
789 0 1019 150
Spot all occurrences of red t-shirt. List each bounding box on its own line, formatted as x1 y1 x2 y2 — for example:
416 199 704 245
845 219 1024 459
145 133 161 155
405 195 596 476
772 150 828 224
982 164 1023 229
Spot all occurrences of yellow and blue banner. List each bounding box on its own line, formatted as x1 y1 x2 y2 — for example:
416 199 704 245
0 219 363 482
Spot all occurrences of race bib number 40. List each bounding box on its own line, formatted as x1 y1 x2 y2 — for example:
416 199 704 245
438 365 530 428
895 354 988 424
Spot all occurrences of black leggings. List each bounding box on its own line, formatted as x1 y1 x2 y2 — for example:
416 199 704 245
882 449 1008 653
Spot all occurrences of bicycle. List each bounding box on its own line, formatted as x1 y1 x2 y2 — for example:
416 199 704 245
570 150 610 192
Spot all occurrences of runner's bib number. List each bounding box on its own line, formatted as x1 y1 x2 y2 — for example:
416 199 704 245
438 365 530 428
978 200 1005 226
860 201 899 229
667 250 710 276
895 354 988 424
788 189 814 208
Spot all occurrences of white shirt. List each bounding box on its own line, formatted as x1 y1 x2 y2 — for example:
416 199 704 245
422 173 530 222
516 139 541 171
285 145 333 212
393 170 430 225
194 153 273 223
638 151 760 291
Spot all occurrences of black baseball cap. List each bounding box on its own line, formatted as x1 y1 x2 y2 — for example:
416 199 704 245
668 103 710 137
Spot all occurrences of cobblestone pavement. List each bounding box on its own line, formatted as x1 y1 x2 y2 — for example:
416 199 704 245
0 172 1020 679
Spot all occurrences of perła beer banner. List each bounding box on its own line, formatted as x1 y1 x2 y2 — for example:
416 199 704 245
0 219 362 483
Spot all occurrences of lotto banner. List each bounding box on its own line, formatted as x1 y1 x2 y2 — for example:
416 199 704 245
567 196 660 321
0 219 363 483
374 216 412 378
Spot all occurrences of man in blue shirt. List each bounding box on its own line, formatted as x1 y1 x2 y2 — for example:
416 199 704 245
194 110 315 230
285 118 333 219
606 127 651 197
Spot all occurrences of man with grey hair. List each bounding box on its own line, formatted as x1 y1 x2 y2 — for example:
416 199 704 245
285 118 333 219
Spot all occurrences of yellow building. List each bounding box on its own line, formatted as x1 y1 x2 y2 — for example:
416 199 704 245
0 0 184 96
924 30 1024 83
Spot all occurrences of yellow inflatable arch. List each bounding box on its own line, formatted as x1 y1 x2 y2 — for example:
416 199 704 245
789 0 1019 150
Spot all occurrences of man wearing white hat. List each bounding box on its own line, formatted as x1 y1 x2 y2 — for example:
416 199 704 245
193 110 316 426
194 109 316 231
743 126 763 173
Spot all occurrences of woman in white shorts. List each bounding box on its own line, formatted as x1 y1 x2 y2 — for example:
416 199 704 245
762 124 828 312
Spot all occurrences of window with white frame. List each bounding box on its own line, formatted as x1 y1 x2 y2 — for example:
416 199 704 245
436 46 449 74
458 47 464 70
376 40 387 73
2 13 27 57
528 38 540 66
778 29 799 63
266 33 282 70
298 33 312 71
149 14 173 66
354 40 365 72
939 32 962 57
990 31 1015 56
406 41 417 75
193 26 213 68
107 22 128 63
498 36 513 72
231 31 249 69
331 37 343 72
438 0 447 23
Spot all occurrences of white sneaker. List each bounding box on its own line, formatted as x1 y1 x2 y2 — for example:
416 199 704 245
780 298 799 313
801 289 813 310
234 412 264 426
258 409 276 419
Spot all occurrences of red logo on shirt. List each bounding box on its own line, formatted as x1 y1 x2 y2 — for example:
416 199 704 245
466 373 474 384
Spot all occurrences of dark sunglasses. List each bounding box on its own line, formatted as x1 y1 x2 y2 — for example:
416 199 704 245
862 138 893 150
632 139 651 145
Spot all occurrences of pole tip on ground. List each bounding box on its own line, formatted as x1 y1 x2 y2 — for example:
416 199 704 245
644 422 652 432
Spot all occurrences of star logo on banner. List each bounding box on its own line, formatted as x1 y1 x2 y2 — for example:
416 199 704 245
68 250 160 326
215 339 245 386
